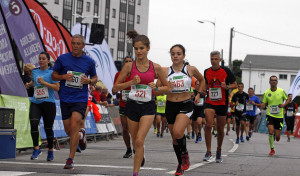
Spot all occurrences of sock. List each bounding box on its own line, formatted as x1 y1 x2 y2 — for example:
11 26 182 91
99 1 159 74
176 135 187 153
173 144 182 165
269 134 274 149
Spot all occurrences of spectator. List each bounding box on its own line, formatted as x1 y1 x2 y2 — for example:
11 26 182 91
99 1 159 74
93 85 102 102
23 63 35 97
100 88 108 102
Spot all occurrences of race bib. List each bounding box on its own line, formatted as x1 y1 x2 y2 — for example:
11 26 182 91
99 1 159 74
34 85 49 100
129 85 152 102
269 105 280 114
195 98 204 106
236 103 244 111
228 107 231 113
209 88 222 101
65 71 84 89
122 90 130 102
158 101 165 107
168 75 190 93
246 104 254 111
287 110 294 117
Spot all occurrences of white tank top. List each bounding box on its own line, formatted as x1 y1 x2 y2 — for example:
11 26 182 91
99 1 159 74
167 63 192 93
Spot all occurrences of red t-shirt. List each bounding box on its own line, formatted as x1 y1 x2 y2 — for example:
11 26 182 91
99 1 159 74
93 90 101 102
204 66 235 105
113 72 130 107
100 92 107 102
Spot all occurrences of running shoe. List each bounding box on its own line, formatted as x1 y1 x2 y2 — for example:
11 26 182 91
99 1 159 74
203 151 212 161
249 131 252 138
46 151 54 161
79 128 87 150
212 131 215 135
76 145 82 153
186 133 191 139
123 150 133 158
240 136 244 143
198 133 202 141
232 127 235 131
191 131 195 139
269 148 275 156
215 150 223 163
160 133 164 138
287 138 290 142
236 137 239 144
226 132 229 136
64 158 74 169
195 138 199 143
166 128 169 133
154 128 157 134
133 172 139 176
31 148 42 160
174 164 184 175
246 136 250 141
157 132 160 138
214 131 218 137
181 152 190 170
198 136 202 141
141 156 145 167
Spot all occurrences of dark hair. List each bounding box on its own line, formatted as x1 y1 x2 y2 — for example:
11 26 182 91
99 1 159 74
123 56 133 64
269 75 278 81
248 87 254 91
288 93 292 96
127 30 150 47
170 44 186 55
238 82 244 86
39 51 52 68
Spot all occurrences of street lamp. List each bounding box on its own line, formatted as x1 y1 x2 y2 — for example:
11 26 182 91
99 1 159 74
197 18 216 50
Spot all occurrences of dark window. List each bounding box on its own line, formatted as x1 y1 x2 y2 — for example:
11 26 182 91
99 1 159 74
77 0 83 14
55 0 59 4
119 12 126 23
121 0 127 4
136 15 140 24
86 2 90 12
279 74 287 80
117 50 124 60
111 28 115 38
118 31 125 42
62 19 71 30
138 0 141 5
110 48 114 57
112 9 116 18
128 14 134 25
63 0 72 10
94 0 99 16
129 0 135 6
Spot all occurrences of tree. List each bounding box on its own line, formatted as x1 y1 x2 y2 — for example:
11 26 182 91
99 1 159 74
232 59 243 84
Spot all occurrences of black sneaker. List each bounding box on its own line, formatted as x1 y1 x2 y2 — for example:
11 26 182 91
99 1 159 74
123 150 132 158
216 151 223 163
203 151 212 161
141 156 145 167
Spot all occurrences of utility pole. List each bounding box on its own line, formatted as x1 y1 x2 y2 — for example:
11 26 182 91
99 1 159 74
229 27 234 70
221 49 224 66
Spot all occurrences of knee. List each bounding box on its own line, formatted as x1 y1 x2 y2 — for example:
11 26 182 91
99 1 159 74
135 138 144 149
173 130 183 139
205 123 213 130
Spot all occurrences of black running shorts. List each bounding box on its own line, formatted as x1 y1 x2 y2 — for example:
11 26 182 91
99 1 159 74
165 99 193 124
60 101 88 120
126 100 156 122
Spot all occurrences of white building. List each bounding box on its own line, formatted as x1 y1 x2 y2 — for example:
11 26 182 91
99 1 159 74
240 55 300 95
41 0 149 61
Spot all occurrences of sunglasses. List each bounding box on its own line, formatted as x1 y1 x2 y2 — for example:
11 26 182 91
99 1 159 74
270 79 278 81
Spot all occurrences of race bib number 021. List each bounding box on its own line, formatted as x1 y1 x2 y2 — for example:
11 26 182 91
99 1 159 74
65 71 84 89
34 85 49 100
129 85 152 102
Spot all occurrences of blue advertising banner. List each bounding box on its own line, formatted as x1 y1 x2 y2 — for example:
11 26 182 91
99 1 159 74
0 0 44 67
258 114 287 135
40 100 98 139
0 10 27 96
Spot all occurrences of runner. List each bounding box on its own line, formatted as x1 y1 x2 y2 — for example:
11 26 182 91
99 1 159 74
25 52 59 161
112 30 169 176
261 75 290 155
284 94 298 142
231 83 251 144
229 88 239 131
52 34 98 169
113 56 134 158
157 44 205 175
203 50 237 163
191 80 205 143
156 93 167 138
245 87 261 140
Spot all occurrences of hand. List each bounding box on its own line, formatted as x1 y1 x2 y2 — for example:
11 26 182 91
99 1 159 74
148 82 156 90
81 75 89 84
278 104 283 108
168 81 175 90
252 101 256 105
194 94 200 104
236 101 239 106
37 77 45 84
201 88 207 96
132 75 141 84
64 73 74 81
221 79 226 89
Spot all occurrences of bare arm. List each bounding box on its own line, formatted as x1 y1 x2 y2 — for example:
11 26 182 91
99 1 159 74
153 63 169 95
112 63 135 92
51 70 73 81
38 77 60 92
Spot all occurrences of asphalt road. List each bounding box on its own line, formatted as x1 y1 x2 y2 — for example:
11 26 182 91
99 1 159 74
1 126 300 176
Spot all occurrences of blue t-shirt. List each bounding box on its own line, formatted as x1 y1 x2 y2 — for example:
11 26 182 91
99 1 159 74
53 52 97 103
31 67 59 104
246 95 261 116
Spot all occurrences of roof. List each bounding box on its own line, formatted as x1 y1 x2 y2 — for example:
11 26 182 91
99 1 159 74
240 54 300 70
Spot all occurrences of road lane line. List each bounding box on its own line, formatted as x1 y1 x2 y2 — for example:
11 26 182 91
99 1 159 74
0 161 166 171
228 139 239 153
0 171 36 176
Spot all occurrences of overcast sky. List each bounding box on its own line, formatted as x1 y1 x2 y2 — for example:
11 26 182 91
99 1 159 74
147 0 300 73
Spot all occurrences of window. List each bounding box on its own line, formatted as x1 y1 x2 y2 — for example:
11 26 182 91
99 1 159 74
111 28 115 38
279 74 287 80
117 50 124 60
118 31 125 42
94 0 99 16
86 2 90 12
138 0 141 5
121 0 127 4
105 8 110 19
55 0 59 4
63 0 72 10
136 15 140 24
119 12 126 23
291 75 296 85
53 16 58 20
110 48 114 57
129 0 135 6
77 0 83 14
62 19 71 30
128 14 134 25
112 9 116 18
105 27 108 40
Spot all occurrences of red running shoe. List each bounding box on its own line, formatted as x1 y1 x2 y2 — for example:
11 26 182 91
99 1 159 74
269 148 275 156
174 164 183 175
181 152 190 170
64 158 74 169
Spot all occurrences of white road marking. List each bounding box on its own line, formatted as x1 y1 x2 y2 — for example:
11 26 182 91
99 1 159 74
0 171 36 176
228 139 239 153
0 161 166 171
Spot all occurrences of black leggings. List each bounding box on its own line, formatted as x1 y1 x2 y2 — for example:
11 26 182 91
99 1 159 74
30 102 56 149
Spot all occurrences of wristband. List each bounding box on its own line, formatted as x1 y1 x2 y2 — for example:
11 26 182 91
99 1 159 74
90 79 92 84
155 86 159 91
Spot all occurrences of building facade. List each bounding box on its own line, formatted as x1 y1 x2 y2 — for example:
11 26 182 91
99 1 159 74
241 55 300 95
41 0 149 61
